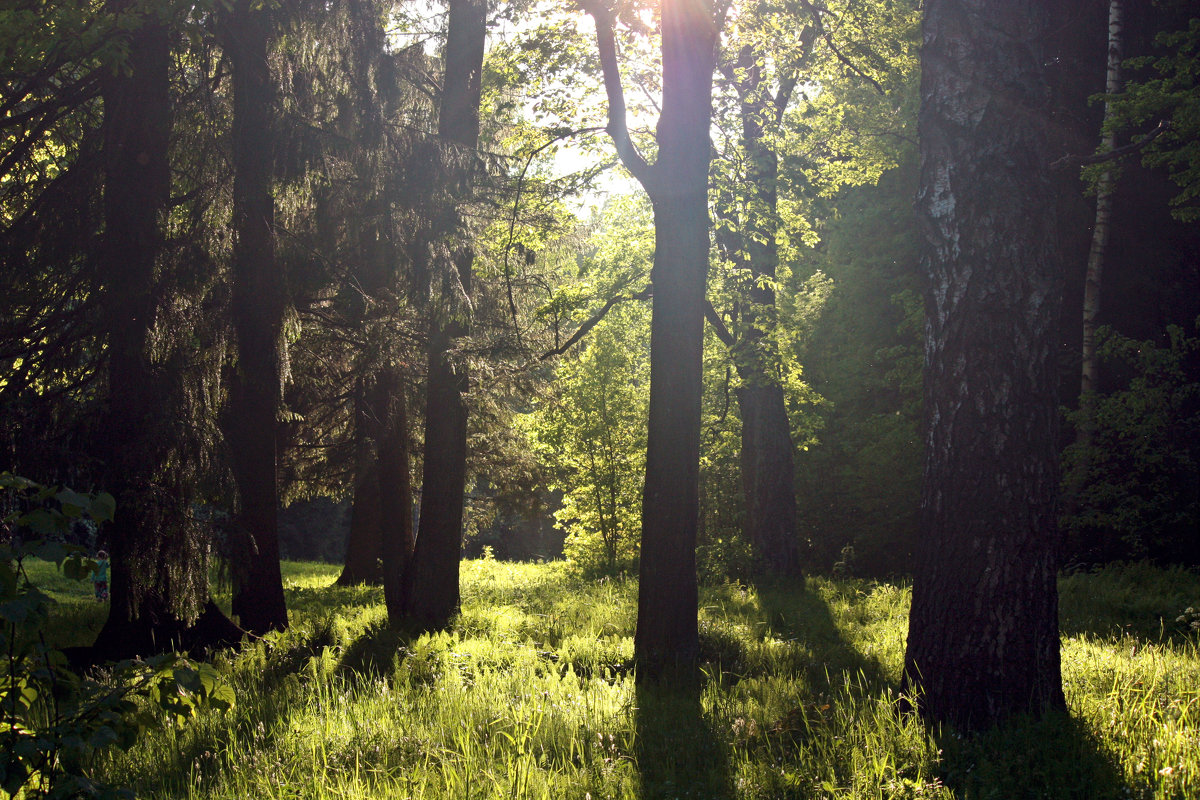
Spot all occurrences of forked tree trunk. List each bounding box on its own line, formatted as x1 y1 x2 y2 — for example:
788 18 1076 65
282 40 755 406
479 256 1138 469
902 0 1066 731
402 0 487 630
223 0 288 634
585 0 720 678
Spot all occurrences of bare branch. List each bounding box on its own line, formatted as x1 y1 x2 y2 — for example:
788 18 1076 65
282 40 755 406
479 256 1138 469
501 125 607 345
1051 119 1170 170
704 299 735 347
539 284 652 360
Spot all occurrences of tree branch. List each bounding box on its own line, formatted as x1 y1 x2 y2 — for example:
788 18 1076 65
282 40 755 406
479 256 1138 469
1051 119 1170 170
539 284 652 360
704 299 735 347
795 0 886 96
502 125 607 345
578 0 656 188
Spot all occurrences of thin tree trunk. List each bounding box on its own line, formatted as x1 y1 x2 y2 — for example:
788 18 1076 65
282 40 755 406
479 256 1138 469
902 0 1065 731
375 366 414 624
402 0 487 629
338 377 385 585
1072 0 1123 480
223 0 288 634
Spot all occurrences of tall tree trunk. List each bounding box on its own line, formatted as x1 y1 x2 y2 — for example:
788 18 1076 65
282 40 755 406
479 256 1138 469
222 0 288 634
402 0 487 630
93 2 241 658
729 55 802 580
586 0 719 677
1069 0 1123 499
338 377 384 585
735 382 801 578
902 0 1066 730
375 365 414 624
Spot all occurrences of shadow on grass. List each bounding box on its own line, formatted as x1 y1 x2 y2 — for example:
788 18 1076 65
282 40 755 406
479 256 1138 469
936 710 1130 800
752 578 895 692
120 617 340 796
334 617 420 683
635 678 733 800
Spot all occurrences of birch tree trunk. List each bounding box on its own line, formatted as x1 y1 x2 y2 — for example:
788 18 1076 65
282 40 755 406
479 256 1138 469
902 0 1066 731
1075 0 1124 457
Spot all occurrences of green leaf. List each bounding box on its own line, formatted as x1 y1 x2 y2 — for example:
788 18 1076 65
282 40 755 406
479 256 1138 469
63 554 92 582
36 540 67 565
92 492 117 523
21 508 65 536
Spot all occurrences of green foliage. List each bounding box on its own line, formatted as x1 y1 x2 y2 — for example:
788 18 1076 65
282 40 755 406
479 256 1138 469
521 197 655 576
528 303 649 576
794 160 924 576
1105 15 1200 221
1063 324 1200 564
1 475 233 799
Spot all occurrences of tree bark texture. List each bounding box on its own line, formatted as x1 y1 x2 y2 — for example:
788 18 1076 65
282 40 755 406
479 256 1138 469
223 0 288 634
735 382 801 578
902 0 1066 731
631 0 720 677
93 3 240 657
403 0 487 630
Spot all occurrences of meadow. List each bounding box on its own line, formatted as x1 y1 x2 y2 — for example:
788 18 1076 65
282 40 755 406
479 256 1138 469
29 559 1200 799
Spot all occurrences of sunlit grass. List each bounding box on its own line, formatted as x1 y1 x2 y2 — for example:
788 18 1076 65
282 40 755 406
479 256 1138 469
26 558 1200 798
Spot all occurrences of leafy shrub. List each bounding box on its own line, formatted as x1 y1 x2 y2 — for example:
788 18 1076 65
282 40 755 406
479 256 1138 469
1 473 234 798
1062 324 1200 564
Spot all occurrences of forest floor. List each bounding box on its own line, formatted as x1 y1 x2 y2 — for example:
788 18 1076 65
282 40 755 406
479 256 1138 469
32 558 1200 799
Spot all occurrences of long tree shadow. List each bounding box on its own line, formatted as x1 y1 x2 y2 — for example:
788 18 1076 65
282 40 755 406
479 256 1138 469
635 677 733 800
748 577 895 692
749 579 1135 798
934 710 1129 800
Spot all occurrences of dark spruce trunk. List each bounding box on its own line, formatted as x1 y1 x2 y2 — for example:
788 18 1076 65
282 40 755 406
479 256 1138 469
375 365 414 623
902 0 1066 730
338 377 385 585
402 0 487 630
223 0 288 634
93 3 242 658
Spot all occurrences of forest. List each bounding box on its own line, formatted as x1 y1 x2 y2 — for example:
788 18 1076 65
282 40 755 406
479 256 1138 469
2 0 1199 796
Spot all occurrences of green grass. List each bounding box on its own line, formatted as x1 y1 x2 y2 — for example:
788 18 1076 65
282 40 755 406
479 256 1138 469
24 559 1200 799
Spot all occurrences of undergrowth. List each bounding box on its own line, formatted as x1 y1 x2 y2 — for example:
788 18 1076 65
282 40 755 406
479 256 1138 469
28 559 1200 799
